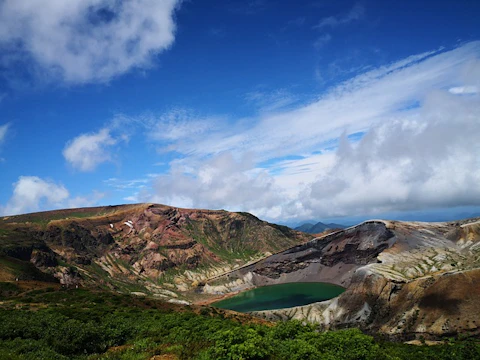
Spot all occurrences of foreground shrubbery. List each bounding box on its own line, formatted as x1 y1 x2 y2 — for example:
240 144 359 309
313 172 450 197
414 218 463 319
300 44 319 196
0 288 479 359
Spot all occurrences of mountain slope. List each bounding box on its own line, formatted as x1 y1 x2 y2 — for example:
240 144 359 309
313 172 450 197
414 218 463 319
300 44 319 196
0 204 311 298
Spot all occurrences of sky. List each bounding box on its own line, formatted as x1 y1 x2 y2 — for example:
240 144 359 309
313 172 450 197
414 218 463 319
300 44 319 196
0 0 479 225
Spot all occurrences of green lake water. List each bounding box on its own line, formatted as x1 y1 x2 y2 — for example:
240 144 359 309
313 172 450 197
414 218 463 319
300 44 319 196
212 282 345 312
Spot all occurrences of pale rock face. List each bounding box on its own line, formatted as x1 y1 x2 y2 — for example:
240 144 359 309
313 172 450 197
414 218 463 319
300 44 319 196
168 299 190 305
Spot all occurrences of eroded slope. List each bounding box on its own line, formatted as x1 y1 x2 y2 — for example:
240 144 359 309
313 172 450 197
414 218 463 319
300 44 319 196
0 204 310 300
203 218 480 339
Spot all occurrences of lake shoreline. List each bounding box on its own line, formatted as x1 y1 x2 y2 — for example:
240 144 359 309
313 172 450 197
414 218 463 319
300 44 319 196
210 282 345 313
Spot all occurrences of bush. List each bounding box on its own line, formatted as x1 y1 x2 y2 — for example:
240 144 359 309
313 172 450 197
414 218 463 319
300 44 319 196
310 328 380 360
207 327 272 359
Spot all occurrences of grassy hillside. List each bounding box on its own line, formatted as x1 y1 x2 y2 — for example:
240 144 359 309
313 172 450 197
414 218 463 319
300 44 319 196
0 285 479 360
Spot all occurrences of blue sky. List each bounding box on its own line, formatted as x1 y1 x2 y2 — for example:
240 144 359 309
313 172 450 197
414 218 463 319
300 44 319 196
0 0 479 224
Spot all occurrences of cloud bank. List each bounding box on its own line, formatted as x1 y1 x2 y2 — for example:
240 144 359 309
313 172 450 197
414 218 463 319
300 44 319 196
148 153 285 218
301 91 480 218
10 42 479 221
137 42 480 221
0 0 181 83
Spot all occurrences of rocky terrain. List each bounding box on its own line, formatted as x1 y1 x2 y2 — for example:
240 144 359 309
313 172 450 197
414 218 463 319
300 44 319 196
1 204 479 340
0 204 310 301
202 219 480 340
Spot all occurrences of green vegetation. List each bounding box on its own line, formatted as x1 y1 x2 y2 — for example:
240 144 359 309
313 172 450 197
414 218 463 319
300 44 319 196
0 255 58 282
0 281 21 298
0 287 479 359
187 221 260 263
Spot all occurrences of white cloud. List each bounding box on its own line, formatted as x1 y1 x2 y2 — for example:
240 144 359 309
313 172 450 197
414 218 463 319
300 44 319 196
299 89 480 218
149 109 219 142
154 42 480 163
313 33 332 49
314 3 365 29
103 174 160 203
135 152 285 218
0 123 10 162
139 41 480 221
104 177 150 191
312 3 364 49
0 0 181 84
0 176 69 216
67 191 105 209
448 86 478 94
0 123 9 144
63 128 118 171
0 176 106 216
244 88 299 113
126 108 227 154
124 195 139 202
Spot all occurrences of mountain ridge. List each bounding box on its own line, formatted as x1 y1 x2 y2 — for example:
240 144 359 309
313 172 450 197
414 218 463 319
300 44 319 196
295 221 346 234
0 203 311 298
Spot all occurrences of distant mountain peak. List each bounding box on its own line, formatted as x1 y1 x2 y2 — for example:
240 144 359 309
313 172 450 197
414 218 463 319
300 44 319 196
295 221 345 234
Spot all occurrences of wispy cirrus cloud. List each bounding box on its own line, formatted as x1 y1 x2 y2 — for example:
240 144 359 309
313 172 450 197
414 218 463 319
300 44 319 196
0 123 10 162
312 3 365 50
137 41 480 221
0 0 181 84
314 3 365 29
313 33 332 49
0 123 9 144
105 177 151 191
448 85 478 94
148 109 221 143
286 17 306 28
228 0 268 15
153 43 478 162
244 88 300 113
60 42 480 221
